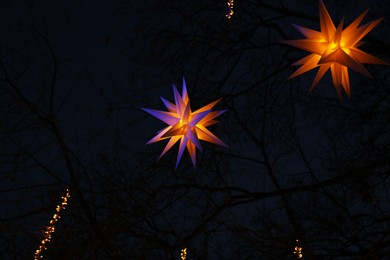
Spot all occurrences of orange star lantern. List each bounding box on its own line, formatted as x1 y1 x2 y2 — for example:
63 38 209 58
143 78 227 169
283 0 388 99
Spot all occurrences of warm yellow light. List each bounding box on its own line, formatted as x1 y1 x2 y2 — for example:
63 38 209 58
34 189 70 260
181 248 187 260
283 0 388 100
294 239 303 259
226 0 234 19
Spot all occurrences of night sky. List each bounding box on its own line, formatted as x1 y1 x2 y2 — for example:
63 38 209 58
1 0 390 259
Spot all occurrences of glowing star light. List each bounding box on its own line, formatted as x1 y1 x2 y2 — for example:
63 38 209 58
142 78 227 169
283 0 388 99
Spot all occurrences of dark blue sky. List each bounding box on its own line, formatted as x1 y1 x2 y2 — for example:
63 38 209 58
1 0 390 259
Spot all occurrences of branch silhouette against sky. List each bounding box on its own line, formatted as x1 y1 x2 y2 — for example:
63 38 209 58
0 0 389 259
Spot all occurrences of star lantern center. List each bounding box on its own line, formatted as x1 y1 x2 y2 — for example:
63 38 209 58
142 78 228 169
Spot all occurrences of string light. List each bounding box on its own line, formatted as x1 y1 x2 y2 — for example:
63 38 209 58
226 0 234 19
34 189 70 259
180 247 187 260
294 239 303 259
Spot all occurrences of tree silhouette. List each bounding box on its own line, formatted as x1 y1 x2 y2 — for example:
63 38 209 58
1 0 389 259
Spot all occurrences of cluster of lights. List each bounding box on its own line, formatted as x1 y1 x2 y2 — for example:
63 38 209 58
180 247 187 260
34 189 70 259
226 0 234 19
294 239 303 259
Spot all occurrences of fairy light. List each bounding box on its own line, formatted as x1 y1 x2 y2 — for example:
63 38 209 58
34 189 70 259
226 0 234 19
294 239 303 259
180 247 187 260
